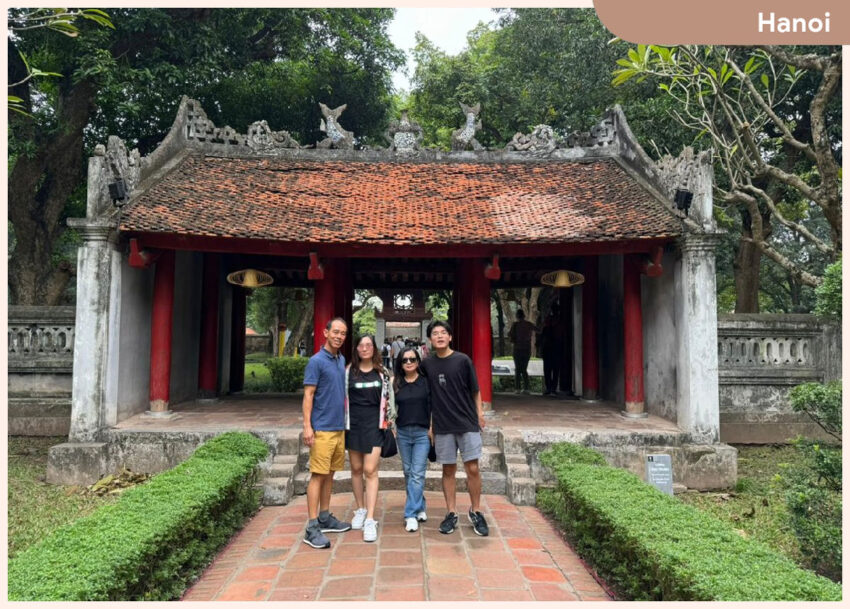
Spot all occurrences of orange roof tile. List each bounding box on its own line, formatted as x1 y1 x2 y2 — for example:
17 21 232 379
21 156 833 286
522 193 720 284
120 155 683 245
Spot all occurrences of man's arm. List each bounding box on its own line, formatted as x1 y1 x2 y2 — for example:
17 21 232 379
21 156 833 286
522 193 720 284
474 391 485 429
302 385 316 446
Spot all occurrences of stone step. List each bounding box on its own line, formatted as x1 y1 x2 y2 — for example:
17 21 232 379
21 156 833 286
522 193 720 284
504 453 528 465
293 470 506 495
507 477 537 506
273 454 298 465
276 430 302 455
268 461 297 478
506 463 532 478
262 477 293 506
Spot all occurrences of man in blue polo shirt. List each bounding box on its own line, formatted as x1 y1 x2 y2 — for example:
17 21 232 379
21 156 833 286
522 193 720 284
302 317 351 548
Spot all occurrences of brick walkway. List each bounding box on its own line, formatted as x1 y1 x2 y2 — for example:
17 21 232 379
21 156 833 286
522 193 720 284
182 490 611 601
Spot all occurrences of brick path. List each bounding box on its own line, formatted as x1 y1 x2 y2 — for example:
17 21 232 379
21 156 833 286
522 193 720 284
182 490 611 601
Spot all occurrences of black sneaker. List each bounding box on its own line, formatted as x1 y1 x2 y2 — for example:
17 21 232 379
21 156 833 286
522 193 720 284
468 509 489 536
439 512 458 534
318 512 351 533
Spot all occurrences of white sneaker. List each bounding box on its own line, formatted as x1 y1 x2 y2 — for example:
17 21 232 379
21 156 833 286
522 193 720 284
404 517 419 532
351 507 367 530
363 518 378 542
416 511 428 522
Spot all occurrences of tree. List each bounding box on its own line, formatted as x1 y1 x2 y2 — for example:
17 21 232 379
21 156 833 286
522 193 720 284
8 8 403 305
614 45 841 304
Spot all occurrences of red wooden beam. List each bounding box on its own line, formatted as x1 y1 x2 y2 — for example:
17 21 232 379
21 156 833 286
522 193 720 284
124 231 674 259
623 254 645 416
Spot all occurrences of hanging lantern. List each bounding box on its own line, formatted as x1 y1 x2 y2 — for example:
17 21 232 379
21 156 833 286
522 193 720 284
226 268 273 288
541 270 585 288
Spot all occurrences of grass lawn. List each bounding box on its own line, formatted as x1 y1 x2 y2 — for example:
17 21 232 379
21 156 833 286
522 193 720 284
243 362 274 392
678 444 804 564
7 436 118 558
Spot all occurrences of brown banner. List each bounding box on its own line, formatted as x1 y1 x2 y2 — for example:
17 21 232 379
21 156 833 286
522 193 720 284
594 0 848 44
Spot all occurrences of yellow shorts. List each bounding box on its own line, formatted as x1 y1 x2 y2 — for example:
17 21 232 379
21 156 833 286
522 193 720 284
309 430 345 474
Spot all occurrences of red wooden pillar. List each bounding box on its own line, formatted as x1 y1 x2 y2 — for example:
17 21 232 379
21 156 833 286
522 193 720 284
623 254 646 417
313 258 337 354
581 256 599 400
457 259 492 408
149 249 175 413
197 253 220 399
333 258 353 360
229 286 247 393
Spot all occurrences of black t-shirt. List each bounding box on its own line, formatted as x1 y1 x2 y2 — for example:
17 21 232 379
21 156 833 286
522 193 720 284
420 351 480 434
395 375 431 429
348 369 381 409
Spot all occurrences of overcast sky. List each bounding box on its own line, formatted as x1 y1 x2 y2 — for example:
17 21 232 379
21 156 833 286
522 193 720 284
387 7 498 92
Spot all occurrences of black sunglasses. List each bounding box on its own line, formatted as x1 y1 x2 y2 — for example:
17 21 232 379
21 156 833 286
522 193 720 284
400 357 418 364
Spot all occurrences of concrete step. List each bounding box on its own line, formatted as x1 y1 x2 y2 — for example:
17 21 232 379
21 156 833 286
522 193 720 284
276 430 302 455
294 470 506 495
268 461 297 478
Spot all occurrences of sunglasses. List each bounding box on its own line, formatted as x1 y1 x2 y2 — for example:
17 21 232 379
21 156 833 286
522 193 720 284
400 357 418 364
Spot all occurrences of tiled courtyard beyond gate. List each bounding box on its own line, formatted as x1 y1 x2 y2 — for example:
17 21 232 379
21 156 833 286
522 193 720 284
182 491 612 601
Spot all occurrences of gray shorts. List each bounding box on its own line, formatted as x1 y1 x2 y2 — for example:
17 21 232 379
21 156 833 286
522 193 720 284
435 432 482 465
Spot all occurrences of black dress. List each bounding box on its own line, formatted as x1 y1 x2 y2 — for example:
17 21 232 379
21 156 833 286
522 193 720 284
345 368 384 453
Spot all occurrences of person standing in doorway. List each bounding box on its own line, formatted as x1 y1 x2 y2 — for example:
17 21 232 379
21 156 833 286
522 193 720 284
420 320 489 537
539 304 565 396
346 335 396 543
301 317 352 549
381 338 392 370
508 309 536 394
391 335 405 366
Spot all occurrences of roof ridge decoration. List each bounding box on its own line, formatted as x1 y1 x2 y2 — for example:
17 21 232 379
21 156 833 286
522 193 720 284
452 102 484 151
385 109 423 153
317 103 354 150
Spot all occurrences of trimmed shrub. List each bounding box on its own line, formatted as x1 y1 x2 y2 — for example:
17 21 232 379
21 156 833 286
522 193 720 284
537 443 841 601
8 432 269 601
265 356 309 392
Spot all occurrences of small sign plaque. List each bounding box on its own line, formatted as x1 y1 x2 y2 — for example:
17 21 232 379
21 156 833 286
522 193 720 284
645 454 673 495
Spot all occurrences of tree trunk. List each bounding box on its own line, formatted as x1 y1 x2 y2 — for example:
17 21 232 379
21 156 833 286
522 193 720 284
284 300 313 356
8 79 96 305
494 291 506 357
733 207 773 313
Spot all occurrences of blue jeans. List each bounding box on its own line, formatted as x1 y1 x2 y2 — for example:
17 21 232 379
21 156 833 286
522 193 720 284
396 425 430 518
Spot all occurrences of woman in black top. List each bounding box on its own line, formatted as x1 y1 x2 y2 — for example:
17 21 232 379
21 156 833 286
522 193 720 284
393 347 432 532
345 335 395 542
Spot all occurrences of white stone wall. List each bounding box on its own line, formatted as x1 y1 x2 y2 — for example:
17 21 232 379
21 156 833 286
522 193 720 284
116 258 155 421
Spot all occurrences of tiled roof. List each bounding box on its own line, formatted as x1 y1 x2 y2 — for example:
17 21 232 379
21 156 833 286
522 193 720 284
120 155 683 245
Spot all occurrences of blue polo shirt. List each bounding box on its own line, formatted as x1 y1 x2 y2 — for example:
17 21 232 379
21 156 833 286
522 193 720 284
303 346 346 431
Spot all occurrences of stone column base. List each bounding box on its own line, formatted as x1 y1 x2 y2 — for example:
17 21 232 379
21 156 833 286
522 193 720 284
47 442 108 485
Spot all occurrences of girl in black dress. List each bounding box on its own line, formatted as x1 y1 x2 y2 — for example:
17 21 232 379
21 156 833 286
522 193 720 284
345 335 396 542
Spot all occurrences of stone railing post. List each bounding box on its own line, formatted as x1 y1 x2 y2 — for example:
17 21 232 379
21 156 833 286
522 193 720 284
675 233 721 443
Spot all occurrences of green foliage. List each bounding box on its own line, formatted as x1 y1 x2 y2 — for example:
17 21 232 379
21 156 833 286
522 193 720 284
538 442 607 468
8 437 118 558
781 380 843 579
537 442 841 601
265 356 309 392
789 381 842 444
7 432 268 601
814 258 841 319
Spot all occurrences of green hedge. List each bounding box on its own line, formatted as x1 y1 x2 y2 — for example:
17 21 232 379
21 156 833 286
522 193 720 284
537 443 842 601
265 356 309 392
8 432 269 601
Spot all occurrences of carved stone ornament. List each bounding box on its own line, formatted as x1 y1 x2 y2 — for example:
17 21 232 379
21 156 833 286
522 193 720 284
506 124 558 155
564 116 616 148
246 120 301 153
385 109 423 152
452 102 484 151
317 103 354 150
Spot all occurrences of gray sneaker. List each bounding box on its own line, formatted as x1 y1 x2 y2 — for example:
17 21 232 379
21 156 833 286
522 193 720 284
303 524 330 549
319 512 352 533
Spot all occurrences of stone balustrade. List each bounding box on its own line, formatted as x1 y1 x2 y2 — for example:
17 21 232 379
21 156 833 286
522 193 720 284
8 306 76 435
717 314 841 443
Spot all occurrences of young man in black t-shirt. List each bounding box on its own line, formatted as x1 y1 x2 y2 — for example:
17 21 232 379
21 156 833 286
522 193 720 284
420 320 489 537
